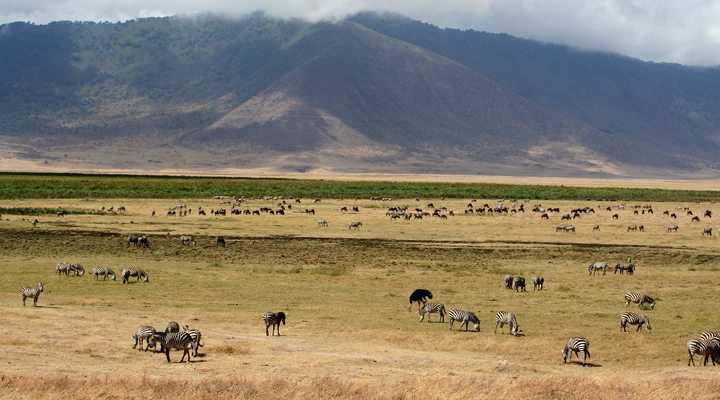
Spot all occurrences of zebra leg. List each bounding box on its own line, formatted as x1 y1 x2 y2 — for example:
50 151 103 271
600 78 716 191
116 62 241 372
621 322 626 332
165 348 172 363
494 322 499 334
449 319 454 330
22 295 26 306
33 296 38 306
688 350 695 366
439 310 444 323
265 324 270 336
636 324 642 332
276 323 281 336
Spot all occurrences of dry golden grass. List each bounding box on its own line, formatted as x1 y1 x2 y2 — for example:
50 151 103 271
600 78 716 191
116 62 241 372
1 196 720 398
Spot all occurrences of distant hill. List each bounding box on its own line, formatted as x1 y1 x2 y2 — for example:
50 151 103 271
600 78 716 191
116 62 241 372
1 13 719 177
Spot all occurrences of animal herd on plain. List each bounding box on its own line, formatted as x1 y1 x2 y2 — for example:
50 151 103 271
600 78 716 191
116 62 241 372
16 196 720 367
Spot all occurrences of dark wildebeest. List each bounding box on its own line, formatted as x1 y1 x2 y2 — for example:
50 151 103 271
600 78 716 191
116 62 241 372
408 289 433 311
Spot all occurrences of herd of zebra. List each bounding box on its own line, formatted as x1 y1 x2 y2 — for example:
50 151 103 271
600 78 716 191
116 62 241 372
132 321 203 363
409 289 521 336
53 262 149 284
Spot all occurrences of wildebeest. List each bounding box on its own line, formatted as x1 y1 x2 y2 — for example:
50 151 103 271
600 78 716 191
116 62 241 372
704 210 712 218
532 276 544 290
614 258 635 275
612 214 619 220
702 228 713 236
513 277 526 292
317 219 329 227
592 225 600 232
408 289 433 311
216 237 226 246
504 275 513 289
667 224 679 232
349 222 362 230
692 216 700 222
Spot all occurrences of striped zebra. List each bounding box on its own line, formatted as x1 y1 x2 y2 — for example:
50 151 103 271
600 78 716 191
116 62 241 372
687 337 720 366
349 221 362 230
563 337 591 365
419 303 446 323
624 292 656 310
21 283 44 306
588 262 608 275
165 321 180 333
532 276 544 290
183 325 203 357
132 325 156 351
448 309 480 332
55 262 71 275
262 312 286 336
620 312 651 332
700 332 720 341
494 311 520 336
148 331 194 363
69 263 85 276
121 268 149 284
91 267 116 281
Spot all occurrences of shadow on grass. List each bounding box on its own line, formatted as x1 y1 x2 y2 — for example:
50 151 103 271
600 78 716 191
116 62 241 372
33 305 61 309
567 361 602 367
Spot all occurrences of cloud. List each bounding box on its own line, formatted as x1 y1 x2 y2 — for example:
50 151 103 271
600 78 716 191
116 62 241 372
2 0 720 66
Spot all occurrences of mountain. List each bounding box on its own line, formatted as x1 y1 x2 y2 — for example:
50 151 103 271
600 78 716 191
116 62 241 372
1 13 719 177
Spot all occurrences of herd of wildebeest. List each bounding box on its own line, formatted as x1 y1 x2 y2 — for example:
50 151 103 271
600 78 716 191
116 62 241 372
17 196 720 366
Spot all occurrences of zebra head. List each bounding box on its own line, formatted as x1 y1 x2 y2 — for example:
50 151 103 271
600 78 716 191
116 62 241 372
277 312 287 325
132 333 139 349
110 272 117 281
562 346 570 363
644 318 652 332
473 321 480 332
511 324 519 336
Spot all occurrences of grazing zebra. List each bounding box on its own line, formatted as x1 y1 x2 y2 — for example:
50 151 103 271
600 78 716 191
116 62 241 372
667 224 679 232
563 337 591 365
349 221 362 230
624 292 656 310
262 312 286 336
183 325 203 357
165 321 180 333
532 276 544 290
55 261 71 275
494 311 520 336
180 235 196 245
132 325 156 351
588 262 608 275
408 289 433 311
614 258 635 275
69 263 85 276
317 219 329 227
513 277 526 292
448 309 480 332
148 331 194 363
21 283 44 306
121 268 149 284
91 267 116 281
419 303 446 323
504 275 513 289
687 337 720 366
620 312 651 332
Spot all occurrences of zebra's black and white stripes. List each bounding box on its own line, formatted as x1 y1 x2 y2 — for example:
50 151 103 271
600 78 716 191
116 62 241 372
494 311 520 336
183 326 203 357
55 262 84 276
563 337 591 365
262 312 286 336
624 292 655 310
687 337 720 366
132 325 156 351
620 312 651 332
21 283 44 306
448 309 480 332
92 267 116 281
532 276 544 290
419 303 445 323
122 268 149 284
149 331 194 363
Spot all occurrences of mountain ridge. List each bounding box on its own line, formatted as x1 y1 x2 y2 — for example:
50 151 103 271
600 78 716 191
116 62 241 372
1 13 719 177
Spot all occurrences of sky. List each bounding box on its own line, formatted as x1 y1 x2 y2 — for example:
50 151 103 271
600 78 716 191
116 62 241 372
2 0 720 66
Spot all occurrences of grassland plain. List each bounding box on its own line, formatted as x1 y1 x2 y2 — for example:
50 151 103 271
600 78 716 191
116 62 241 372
1 193 720 399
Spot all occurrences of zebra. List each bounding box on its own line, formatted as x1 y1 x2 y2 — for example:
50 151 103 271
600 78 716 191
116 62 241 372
532 276 544 290
419 303 446 323
614 258 635 275
504 275 513 289
563 337 591 365
494 311 520 336
667 224 679 232
448 309 480 332
121 268 149 284
588 262 608 275
317 219 329 227
624 292 655 310
68 263 85 276
687 337 720 366
55 261 71 275
262 312 286 336
513 277 526 292
165 321 180 333
700 332 720 341
349 221 362 230
620 312 651 332
183 325 203 357
148 331 194 363
91 267 116 281
702 228 713 236
132 325 156 351
21 283 44 306
180 235 196 245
